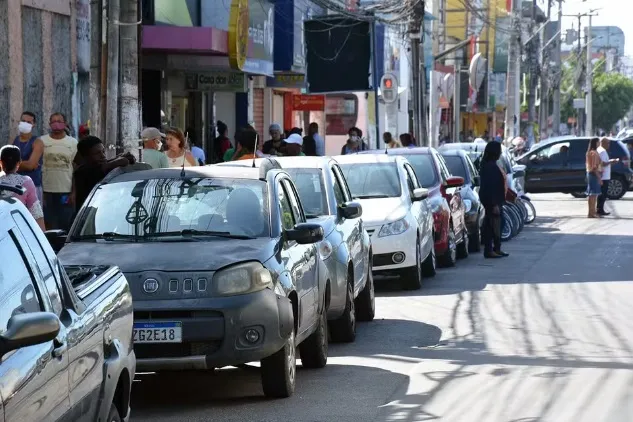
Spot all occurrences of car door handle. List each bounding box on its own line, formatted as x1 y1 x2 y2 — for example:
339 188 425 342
52 340 67 358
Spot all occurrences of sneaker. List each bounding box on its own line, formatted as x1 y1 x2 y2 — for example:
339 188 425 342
494 251 510 257
597 210 610 216
484 252 502 258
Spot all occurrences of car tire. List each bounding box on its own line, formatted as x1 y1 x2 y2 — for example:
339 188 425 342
329 280 356 343
355 260 375 322
468 221 481 252
607 176 627 200
439 227 457 267
456 230 469 259
108 403 122 422
401 237 423 290
421 240 436 277
261 329 296 398
299 306 328 369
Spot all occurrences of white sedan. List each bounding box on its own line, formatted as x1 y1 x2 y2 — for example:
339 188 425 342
335 154 436 290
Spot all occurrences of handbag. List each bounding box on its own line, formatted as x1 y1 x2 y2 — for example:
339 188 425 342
505 188 517 203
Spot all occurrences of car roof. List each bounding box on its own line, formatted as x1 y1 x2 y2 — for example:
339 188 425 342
438 148 467 158
267 156 333 169
384 146 433 155
102 164 268 184
333 153 401 164
0 184 28 220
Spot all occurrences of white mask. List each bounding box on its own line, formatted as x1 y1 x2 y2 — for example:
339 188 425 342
350 135 360 142
18 121 33 134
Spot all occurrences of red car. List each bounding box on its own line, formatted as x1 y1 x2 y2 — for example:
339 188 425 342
384 147 469 266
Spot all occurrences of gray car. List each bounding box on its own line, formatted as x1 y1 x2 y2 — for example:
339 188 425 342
220 157 374 343
58 164 329 398
0 184 135 422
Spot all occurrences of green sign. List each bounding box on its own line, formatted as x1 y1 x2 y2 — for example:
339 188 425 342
184 72 247 92
493 17 510 73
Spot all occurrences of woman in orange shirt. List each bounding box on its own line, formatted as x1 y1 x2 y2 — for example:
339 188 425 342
586 137 602 218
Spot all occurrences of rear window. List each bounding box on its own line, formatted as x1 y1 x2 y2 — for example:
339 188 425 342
283 168 328 218
401 154 439 188
442 155 468 180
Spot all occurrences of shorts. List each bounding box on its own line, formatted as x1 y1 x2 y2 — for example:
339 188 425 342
586 172 601 196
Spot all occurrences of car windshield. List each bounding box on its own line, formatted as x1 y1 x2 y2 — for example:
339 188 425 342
401 154 438 188
339 162 402 199
72 178 269 240
442 155 468 180
284 168 328 218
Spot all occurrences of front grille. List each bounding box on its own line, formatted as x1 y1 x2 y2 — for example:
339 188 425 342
134 310 222 320
135 341 222 359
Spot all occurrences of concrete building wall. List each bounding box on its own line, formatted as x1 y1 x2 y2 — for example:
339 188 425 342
0 0 76 145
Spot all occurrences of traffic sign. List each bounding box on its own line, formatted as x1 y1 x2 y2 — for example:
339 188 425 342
380 73 398 104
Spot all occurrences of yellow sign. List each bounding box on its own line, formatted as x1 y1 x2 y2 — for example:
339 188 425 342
228 0 249 71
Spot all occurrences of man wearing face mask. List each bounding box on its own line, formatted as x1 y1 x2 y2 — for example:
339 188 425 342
340 127 367 155
40 112 78 230
9 111 44 201
262 123 286 155
140 127 169 169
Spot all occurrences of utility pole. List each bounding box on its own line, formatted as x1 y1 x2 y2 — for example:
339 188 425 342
551 0 562 136
428 0 440 147
409 0 424 146
585 13 594 136
89 0 104 139
120 0 141 156
526 0 538 148
105 0 120 156
504 0 522 140
539 0 552 140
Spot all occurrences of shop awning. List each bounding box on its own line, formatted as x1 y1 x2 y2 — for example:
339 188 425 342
142 26 228 54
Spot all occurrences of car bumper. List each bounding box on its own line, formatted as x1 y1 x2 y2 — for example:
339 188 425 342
133 288 293 371
366 225 418 272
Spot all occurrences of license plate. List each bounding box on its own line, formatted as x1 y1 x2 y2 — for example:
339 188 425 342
133 322 182 344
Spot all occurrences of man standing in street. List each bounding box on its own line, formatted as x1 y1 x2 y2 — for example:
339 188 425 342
10 111 44 200
41 112 77 230
140 127 169 169
597 137 620 216
305 122 325 156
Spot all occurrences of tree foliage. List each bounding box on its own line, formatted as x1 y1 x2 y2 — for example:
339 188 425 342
592 72 633 131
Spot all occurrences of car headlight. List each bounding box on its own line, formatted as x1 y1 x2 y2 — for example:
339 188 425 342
214 262 273 296
319 240 333 260
463 199 472 213
378 217 410 237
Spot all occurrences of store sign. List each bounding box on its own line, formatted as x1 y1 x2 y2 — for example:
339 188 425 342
185 72 247 92
266 73 306 88
228 0 249 71
292 94 325 111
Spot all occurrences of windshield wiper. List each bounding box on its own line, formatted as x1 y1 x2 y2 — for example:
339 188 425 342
356 194 391 199
148 229 255 240
74 232 143 241
305 214 321 219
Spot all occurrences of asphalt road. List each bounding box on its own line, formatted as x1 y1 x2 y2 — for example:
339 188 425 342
131 193 633 422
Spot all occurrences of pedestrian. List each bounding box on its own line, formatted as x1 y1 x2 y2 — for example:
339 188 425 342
341 127 367 154
140 127 169 169
233 127 259 161
9 111 44 201
383 132 402 148
40 112 77 230
164 127 198 168
479 141 509 258
188 130 206 165
399 133 415 148
303 122 324 156
585 137 603 218
262 123 286 155
0 145 45 230
596 137 619 216
283 133 306 157
213 121 232 163
73 136 134 211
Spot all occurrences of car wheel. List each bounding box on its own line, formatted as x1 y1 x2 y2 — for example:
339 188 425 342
329 280 356 343
439 227 457 267
456 230 469 259
108 403 122 422
402 237 423 290
421 239 436 277
299 306 328 369
355 260 375 322
468 222 481 252
261 329 296 398
607 176 627 200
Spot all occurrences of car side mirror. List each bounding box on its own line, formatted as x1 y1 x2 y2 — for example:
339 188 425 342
473 175 481 186
411 187 429 201
44 230 67 253
338 201 362 219
286 222 324 244
0 312 60 357
445 176 464 188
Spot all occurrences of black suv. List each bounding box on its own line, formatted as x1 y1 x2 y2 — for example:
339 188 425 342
517 137 633 199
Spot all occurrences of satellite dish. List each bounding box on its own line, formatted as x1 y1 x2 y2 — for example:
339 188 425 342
469 53 487 92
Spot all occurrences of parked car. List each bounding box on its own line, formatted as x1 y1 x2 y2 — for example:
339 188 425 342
220 157 374 342
516 137 633 199
377 147 469 267
334 154 435 290
438 148 484 252
57 164 329 398
0 184 135 422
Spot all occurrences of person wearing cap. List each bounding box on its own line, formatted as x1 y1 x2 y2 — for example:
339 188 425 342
282 133 306 157
262 123 286 155
140 127 169 169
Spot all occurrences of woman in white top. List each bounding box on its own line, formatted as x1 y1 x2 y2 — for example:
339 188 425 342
164 127 198 168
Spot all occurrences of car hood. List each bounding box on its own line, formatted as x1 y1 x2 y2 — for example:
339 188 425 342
58 238 277 272
357 197 408 226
